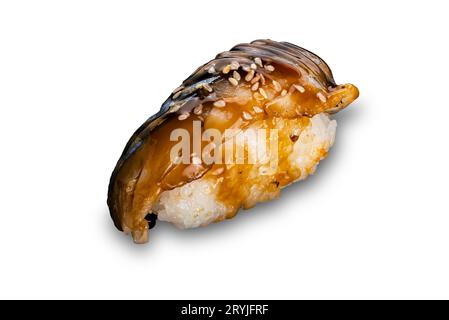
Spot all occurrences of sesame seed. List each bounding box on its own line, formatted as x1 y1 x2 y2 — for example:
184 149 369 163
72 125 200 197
250 63 257 70
228 77 239 86
233 71 241 81
259 88 268 99
293 84 305 93
288 85 295 94
223 64 231 74
253 92 264 101
230 61 240 70
213 100 226 108
251 82 259 91
245 70 255 82
242 65 250 72
193 104 203 115
317 92 327 103
272 80 282 92
251 74 260 84
281 89 287 96
253 106 264 113
178 112 189 121
254 57 263 67
202 83 213 92
170 104 182 113
207 66 216 74
172 91 182 99
242 111 253 120
259 74 266 85
264 65 275 72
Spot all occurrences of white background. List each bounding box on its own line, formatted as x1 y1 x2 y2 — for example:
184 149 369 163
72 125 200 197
1 0 448 299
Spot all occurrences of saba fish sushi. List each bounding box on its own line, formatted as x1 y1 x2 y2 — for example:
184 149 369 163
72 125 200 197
107 39 359 243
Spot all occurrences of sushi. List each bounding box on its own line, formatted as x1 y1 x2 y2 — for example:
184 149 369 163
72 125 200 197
107 39 359 243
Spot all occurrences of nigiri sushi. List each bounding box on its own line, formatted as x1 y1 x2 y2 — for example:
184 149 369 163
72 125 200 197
107 39 359 243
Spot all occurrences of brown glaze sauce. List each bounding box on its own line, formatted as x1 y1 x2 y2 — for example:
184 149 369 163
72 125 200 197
108 40 359 242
